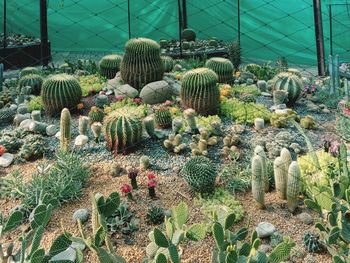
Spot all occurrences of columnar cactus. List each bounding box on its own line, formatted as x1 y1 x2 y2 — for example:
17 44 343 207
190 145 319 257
41 74 82 115
104 111 142 154
287 161 301 212
182 156 217 194
274 157 287 199
272 72 303 106
251 155 265 209
181 68 220 116
205 57 234 83
161 56 174 72
181 28 196 41
143 116 155 138
60 108 71 152
120 38 164 90
79 116 90 135
154 107 172 129
254 146 269 192
18 74 44 95
183 108 198 133
99 54 122 79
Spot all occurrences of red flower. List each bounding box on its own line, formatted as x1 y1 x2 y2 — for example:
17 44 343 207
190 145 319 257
343 107 350 116
116 95 125 101
147 172 156 180
133 98 142 105
0 145 6 156
148 180 157 188
121 184 132 194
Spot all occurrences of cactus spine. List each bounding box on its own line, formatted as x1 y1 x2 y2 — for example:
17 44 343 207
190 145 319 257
287 161 301 212
274 157 287 199
254 145 269 192
154 107 172 129
251 155 265 209
205 57 234 83
60 108 71 152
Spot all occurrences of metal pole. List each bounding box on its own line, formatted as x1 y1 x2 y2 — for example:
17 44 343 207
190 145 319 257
177 0 183 57
237 0 241 43
313 0 326 76
127 0 131 39
0 63 3 92
329 4 333 56
3 0 7 49
329 55 335 94
182 0 187 29
40 0 49 66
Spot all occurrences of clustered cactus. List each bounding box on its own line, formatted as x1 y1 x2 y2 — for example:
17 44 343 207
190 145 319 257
41 74 82 115
222 134 240 157
164 134 186 154
19 134 45 161
18 74 43 95
190 129 218 156
120 38 164 90
99 54 122 79
272 72 303 106
205 57 234 83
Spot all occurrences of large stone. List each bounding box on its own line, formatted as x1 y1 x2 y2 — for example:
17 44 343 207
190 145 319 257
140 80 172 105
74 135 88 147
257 80 267 91
255 222 276 238
72 208 89 223
0 153 14 168
114 84 139 98
297 212 313 225
19 119 34 130
46 125 58 136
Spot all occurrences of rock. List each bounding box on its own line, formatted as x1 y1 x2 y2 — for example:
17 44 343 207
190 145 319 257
46 125 58 136
114 84 138 98
257 80 267 91
72 208 89 223
14 113 31 126
9 104 18 110
261 92 272 97
170 82 181 96
140 80 172 105
256 222 276 238
50 247 76 262
258 244 272 253
0 153 14 167
19 119 33 130
55 131 61 139
240 71 255 80
74 135 88 147
297 212 313 225
322 108 330 114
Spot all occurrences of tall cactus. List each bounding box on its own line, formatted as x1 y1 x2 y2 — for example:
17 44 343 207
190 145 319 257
287 161 301 212
60 108 71 152
272 72 303 106
180 67 220 116
251 155 265 209
99 54 122 79
120 38 164 90
205 57 234 83
274 157 287 199
254 145 269 192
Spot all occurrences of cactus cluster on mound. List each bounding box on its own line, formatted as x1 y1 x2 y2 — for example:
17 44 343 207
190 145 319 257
120 38 164 90
41 74 82 115
154 107 172 129
18 74 44 95
181 28 196 41
99 54 122 79
272 72 303 106
205 57 234 83
161 56 174 72
104 110 143 154
182 156 217 194
181 67 220 116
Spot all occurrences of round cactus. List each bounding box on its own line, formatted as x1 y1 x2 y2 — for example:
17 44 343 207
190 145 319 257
161 56 174 72
41 74 82 115
287 161 301 212
205 57 234 83
182 156 217 194
272 72 303 106
120 38 164 90
18 74 44 95
180 68 220 116
251 155 265 209
0 107 16 123
154 108 172 129
20 67 40 78
181 28 196 41
104 110 143 154
88 106 104 124
99 54 122 79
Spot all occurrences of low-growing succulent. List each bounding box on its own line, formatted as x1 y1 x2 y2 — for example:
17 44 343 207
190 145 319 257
19 134 45 161
303 232 322 253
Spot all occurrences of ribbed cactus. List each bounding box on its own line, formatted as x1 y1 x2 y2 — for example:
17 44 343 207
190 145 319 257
60 108 71 152
254 145 269 192
99 54 122 79
88 106 104 124
0 107 16 123
287 161 301 212
120 38 164 90
161 56 174 72
205 57 234 83
91 122 102 142
143 116 155 138
181 68 220 116
272 72 303 106
78 116 90 135
20 67 40 78
182 156 217 194
18 74 43 95
251 155 265 209
181 28 196 41
274 157 287 200
41 74 82 115
95 94 109 108
154 107 172 129
104 111 142 154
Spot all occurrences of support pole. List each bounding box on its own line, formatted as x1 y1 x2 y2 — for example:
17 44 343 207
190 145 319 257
335 54 340 91
329 55 335 94
182 0 187 29
3 0 7 49
177 0 183 57
0 63 3 92
329 4 333 56
127 0 131 39
40 0 49 67
313 0 326 76
344 79 349 102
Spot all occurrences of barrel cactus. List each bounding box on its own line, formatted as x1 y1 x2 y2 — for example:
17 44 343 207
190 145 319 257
99 54 122 79
181 28 196 41
0 107 16 123
120 38 164 90
205 57 234 83
287 161 301 212
180 68 220 116
104 110 143 154
89 106 104 124
182 156 217 194
20 67 40 78
251 155 265 209
272 72 303 106
60 108 71 152
154 107 172 129
18 74 44 95
41 74 82 115
303 232 321 253
161 56 174 72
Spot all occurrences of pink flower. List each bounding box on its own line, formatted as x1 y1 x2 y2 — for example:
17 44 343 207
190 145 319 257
121 184 132 194
0 145 6 156
343 107 350 116
147 172 156 180
115 95 125 101
164 100 173 106
133 97 142 105
148 180 157 188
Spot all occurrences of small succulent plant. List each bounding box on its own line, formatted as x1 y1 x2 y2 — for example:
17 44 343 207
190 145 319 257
147 206 165 225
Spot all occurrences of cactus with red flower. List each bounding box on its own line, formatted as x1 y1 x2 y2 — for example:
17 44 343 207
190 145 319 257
0 145 6 156
121 184 133 200
128 168 139 189
147 172 157 198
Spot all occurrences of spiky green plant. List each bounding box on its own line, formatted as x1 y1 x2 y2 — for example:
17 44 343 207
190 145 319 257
99 54 122 79
147 206 165 225
272 72 303 106
120 38 164 90
20 67 40 78
104 110 142 154
143 116 155 138
18 74 43 95
161 56 174 72
182 156 217 194
181 28 196 41
303 232 322 253
60 108 71 152
205 57 234 83
254 145 269 193
0 107 16 123
181 67 220 116
41 74 82 115
154 107 172 129
274 157 287 200
287 161 301 212
88 106 105 124
251 155 265 209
